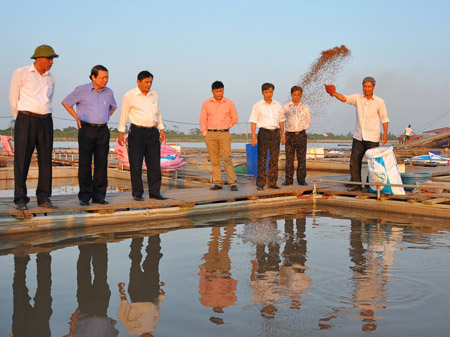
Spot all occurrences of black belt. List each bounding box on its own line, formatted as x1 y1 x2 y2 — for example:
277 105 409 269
20 111 52 119
260 128 280 132
81 121 107 128
286 130 306 135
131 123 157 130
208 129 229 132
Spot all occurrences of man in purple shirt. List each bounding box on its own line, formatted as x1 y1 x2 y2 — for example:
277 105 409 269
62 65 117 205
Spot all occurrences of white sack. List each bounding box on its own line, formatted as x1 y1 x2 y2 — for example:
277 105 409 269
365 146 405 195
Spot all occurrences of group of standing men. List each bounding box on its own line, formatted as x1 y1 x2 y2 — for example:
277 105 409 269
204 77 390 193
9 44 390 210
9 44 166 210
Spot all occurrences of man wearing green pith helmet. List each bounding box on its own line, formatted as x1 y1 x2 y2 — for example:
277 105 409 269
9 44 59 210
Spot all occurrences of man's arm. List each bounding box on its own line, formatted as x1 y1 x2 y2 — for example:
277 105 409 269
381 122 389 145
331 92 347 102
199 102 208 137
118 94 130 146
229 101 238 128
109 94 117 116
251 122 257 146
9 69 21 119
61 101 82 130
280 122 285 145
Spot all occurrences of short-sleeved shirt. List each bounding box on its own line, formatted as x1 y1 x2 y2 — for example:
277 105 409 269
63 82 116 124
249 99 285 130
345 94 389 142
283 101 310 132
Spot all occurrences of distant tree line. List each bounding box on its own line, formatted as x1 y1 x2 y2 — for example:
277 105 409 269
0 126 399 142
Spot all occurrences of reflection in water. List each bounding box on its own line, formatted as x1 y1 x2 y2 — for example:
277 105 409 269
12 253 53 337
118 235 164 336
249 217 312 320
250 219 283 319
198 226 237 324
349 220 403 332
282 218 311 310
65 243 118 337
2 206 449 336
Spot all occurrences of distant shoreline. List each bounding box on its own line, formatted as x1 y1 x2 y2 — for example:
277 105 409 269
52 137 352 143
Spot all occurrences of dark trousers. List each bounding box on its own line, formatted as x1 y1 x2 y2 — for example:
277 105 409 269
12 253 52 337
77 244 110 317
78 125 110 202
350 138 379 182
257 128 280 188
128 125 161 198
128 236 162 303
14 112 53 205
285 131 307 184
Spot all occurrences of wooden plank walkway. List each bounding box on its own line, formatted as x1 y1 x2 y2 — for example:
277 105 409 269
0 183 314 220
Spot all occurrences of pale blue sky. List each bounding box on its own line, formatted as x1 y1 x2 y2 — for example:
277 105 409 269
1 0 450 135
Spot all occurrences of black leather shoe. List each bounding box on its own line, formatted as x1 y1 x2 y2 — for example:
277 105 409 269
298 181 309 186
230 185 238 191
210 185 223 190
79 200 89 206
150 194 168 200
93 199 109 205
133 196 144 201
15 202 27 211
38 201 57 209
269 185 280 189
256 185 264 191
348 186 361 192
281 182 292 186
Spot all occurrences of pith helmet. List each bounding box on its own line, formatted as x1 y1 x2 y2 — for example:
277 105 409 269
30 45 59 59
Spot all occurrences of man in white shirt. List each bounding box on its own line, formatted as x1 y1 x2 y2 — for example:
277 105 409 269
118 71 167 201
281 86 311 186
9 45 59 210
249 83 285 190
403 124 416 141
330 77 390 191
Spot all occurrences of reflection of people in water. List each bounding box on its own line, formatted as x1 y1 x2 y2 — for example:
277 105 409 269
12 253 53 337
349 219 403 332
250 219 283 319
65 243 118 337
118 235 164 336
282 218 311 309
198 226 237 321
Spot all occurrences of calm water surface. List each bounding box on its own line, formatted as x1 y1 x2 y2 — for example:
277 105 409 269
0 205 449 336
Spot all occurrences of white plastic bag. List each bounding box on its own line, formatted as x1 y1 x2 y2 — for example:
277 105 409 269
365 146 405 195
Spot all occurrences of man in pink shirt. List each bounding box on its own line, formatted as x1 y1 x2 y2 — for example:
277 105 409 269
200 81 239 191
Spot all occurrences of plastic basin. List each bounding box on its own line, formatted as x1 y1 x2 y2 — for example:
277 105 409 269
401 172 432 190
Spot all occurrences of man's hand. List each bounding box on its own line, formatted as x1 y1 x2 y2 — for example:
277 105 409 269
76 119 81 130
281 134 286 145
118 282 126 295
381 133 388 145
251 134 257 146
160 129 166 143
118 132 125 146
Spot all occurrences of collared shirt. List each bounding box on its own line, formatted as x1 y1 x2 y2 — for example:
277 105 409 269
63 82 117 124
9 64 56 118
118 295 164 335
345 94 390 142
199 97 238 135
283 101 311 132
119 88 164 132
249 99 285 129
